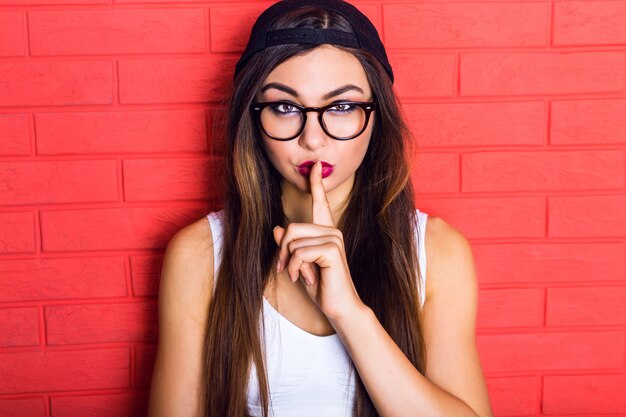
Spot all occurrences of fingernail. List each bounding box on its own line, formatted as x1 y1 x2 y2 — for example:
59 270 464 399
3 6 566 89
276 260 282 273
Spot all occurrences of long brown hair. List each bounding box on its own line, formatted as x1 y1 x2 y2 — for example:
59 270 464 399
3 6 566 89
203 5 426 416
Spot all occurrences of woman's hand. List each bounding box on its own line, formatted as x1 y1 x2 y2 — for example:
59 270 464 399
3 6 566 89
272 160 365 322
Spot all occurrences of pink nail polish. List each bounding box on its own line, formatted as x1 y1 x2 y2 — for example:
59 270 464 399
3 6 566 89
276 260 282 273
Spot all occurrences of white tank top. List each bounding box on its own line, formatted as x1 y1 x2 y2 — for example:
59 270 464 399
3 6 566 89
206 208 428 417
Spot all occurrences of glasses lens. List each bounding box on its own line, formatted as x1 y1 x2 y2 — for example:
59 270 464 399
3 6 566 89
259 103 303 139
259 102 367 140
322 103 367 139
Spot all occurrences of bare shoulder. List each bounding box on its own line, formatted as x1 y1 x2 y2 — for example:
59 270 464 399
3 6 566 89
159 215 215 322
170 214 215 260
423 214 475 303
147 214 215 417
421 215 493 417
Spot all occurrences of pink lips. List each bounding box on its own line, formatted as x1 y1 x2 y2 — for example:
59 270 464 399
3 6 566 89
297 160 334 178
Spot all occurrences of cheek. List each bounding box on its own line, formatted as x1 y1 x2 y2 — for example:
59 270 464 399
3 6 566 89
330 137 371 178
262 139 292 170
349 138 371 166
348 121 374 163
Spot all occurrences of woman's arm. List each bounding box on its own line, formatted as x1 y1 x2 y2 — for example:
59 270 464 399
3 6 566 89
147 217 215 417
329 216 494 417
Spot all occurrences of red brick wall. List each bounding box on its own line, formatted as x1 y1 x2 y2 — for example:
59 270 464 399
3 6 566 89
1 0 625 416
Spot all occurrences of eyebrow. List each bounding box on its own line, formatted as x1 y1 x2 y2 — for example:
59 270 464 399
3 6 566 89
260 82 365 100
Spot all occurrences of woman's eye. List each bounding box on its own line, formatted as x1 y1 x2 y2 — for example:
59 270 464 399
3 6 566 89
330 103 356 113
270 103 298 114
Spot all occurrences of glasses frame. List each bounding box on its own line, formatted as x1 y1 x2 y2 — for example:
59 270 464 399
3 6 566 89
250 99 377 141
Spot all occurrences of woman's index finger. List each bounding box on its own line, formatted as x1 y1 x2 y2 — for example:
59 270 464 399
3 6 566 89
310 160 334 227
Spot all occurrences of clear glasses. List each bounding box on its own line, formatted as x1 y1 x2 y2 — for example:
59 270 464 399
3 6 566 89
250 100 377 141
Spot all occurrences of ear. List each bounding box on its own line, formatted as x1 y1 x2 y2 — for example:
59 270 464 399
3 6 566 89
273 225 285 247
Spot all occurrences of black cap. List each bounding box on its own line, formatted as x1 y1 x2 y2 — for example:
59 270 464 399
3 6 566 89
234 0 394 84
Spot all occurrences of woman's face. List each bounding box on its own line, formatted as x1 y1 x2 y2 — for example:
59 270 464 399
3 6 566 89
254 44 375 197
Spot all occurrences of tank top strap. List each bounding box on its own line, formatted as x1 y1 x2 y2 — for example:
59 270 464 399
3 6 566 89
206 209 226 296
415 208 428 308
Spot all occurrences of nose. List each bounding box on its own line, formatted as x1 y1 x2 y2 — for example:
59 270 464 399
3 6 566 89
298 110 330 150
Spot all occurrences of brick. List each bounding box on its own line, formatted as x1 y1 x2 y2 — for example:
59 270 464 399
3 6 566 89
0 398 45 417
544 374 626 413
477 289 543 329
547 286 626 326
0 307 39 347
116 0 203 3
462 150 624 192
403 101 544 148
476 331 624 373
486 376 537 416
46 302 157 345
210 4 290 53
473 242 626 284
0 60 113 107
0 348 129 394
0 12 25 56
209 4 380 53
130 254 162 297
389 53 456 98
29 9 205 55
36 109 207 155
551 98 626 145
461 51 624 96
0 212 35 254
410 152 458 194
118 57 236 104
0 256 127 302
551 414 626 417
123 156 224 201
554 1 626 46
40 207 201 251
51 392 149 417
384 3 547 48
0 160 118 205
134 344 156 388
0 113 30 155
549 195 626 238
1 0 105 4
416 197 544 239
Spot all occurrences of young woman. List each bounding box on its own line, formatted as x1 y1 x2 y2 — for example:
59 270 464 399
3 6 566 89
148 1 493 416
